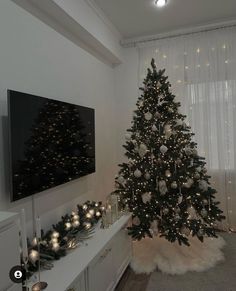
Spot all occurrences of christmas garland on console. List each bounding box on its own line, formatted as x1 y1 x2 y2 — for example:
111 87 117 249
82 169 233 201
25 201 103 276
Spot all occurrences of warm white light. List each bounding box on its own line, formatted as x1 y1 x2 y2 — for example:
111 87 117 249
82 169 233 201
155 0 167 7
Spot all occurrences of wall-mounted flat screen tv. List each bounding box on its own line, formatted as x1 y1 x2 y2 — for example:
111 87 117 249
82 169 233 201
8 90 95 201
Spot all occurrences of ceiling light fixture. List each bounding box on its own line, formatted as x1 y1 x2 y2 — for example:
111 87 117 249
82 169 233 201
154 0 167 8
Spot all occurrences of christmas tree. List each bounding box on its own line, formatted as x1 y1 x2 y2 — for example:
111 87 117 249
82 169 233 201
13 100 94 198
113 59 225 246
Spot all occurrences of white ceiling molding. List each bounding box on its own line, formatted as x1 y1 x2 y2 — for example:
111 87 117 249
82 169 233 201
11 0 122 66
85 0 122 40
121 18 236 48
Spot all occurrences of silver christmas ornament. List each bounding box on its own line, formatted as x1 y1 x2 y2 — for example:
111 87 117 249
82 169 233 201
160 145 168 154
138 143 148 158
199 180 209 192
203 199 208 205
175 207 181 213
125 133 132 141
134 169 142 178
178 195 183 204
164 123 172 139
142 192 152 204
174 214 180 221
152 124 158 131
187 206 197 219
165 170 172 177
145 112 153 121
117 175 125 184
163 208 169 215
155 111 161 118
176 158 182 165
180 226 190 236
159 180 168 196
144 172 151 180
201 208 208 218
194 173 200 180
171 181 178 189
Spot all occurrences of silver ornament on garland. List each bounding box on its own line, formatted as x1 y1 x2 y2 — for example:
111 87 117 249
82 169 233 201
174 214 180 221
203 199 208 206
187 206 197 219
145 112 153 121
142 192 152 204
171 181 178 189
134 169 142 178
160 145 168 154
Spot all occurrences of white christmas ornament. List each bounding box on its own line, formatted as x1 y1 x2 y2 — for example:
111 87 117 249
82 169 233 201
125 133 132 141
160 145 168 154
142 192 152 204
155 111 161 118
145 112 153 121
165 170 172 177
138 143 148 158
117 175 125 184
134 169 142 178
158 180 168 196
199 180 209 192
144 172 151 180
187 206 197 219
152 124 158 132
164 124 172 139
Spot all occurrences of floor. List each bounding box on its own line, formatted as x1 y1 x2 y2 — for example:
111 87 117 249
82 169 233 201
116 233 236 291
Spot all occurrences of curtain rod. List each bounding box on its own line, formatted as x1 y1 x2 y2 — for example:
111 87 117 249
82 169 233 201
121 20 236 48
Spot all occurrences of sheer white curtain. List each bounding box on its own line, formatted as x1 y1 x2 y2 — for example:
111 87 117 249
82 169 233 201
138 27 236 230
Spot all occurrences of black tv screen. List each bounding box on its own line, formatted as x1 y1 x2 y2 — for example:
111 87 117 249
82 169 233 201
8 90 95 201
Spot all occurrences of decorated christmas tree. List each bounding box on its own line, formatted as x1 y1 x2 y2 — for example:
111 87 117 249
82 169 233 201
113 59 225 246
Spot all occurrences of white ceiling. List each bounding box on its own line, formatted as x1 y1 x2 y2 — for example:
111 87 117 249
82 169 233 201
93 0 236 39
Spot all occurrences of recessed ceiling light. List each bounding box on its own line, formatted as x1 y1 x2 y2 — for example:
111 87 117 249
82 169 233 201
154 0 167 8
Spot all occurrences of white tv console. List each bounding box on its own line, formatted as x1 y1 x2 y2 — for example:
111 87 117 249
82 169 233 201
29 214 132 291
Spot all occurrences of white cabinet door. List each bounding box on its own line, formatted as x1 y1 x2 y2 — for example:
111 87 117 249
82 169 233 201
112 227 132 280
66 271 86 291
0 223 20 291
88 242 115 291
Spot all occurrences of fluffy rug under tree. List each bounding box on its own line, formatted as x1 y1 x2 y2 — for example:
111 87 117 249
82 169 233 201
131 235 226 275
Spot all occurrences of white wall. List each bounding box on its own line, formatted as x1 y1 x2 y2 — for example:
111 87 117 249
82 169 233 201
114 47 139 163
0 0 117 235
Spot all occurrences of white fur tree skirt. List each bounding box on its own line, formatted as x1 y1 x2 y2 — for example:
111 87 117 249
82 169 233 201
131 235 226 275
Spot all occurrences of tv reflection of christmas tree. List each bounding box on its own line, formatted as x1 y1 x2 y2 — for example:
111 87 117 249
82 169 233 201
13 100 94 197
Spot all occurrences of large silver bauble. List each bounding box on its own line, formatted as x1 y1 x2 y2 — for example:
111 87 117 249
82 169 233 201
134 169 142 178
144 172 151 180
160 145 168 154
145 112 153 121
